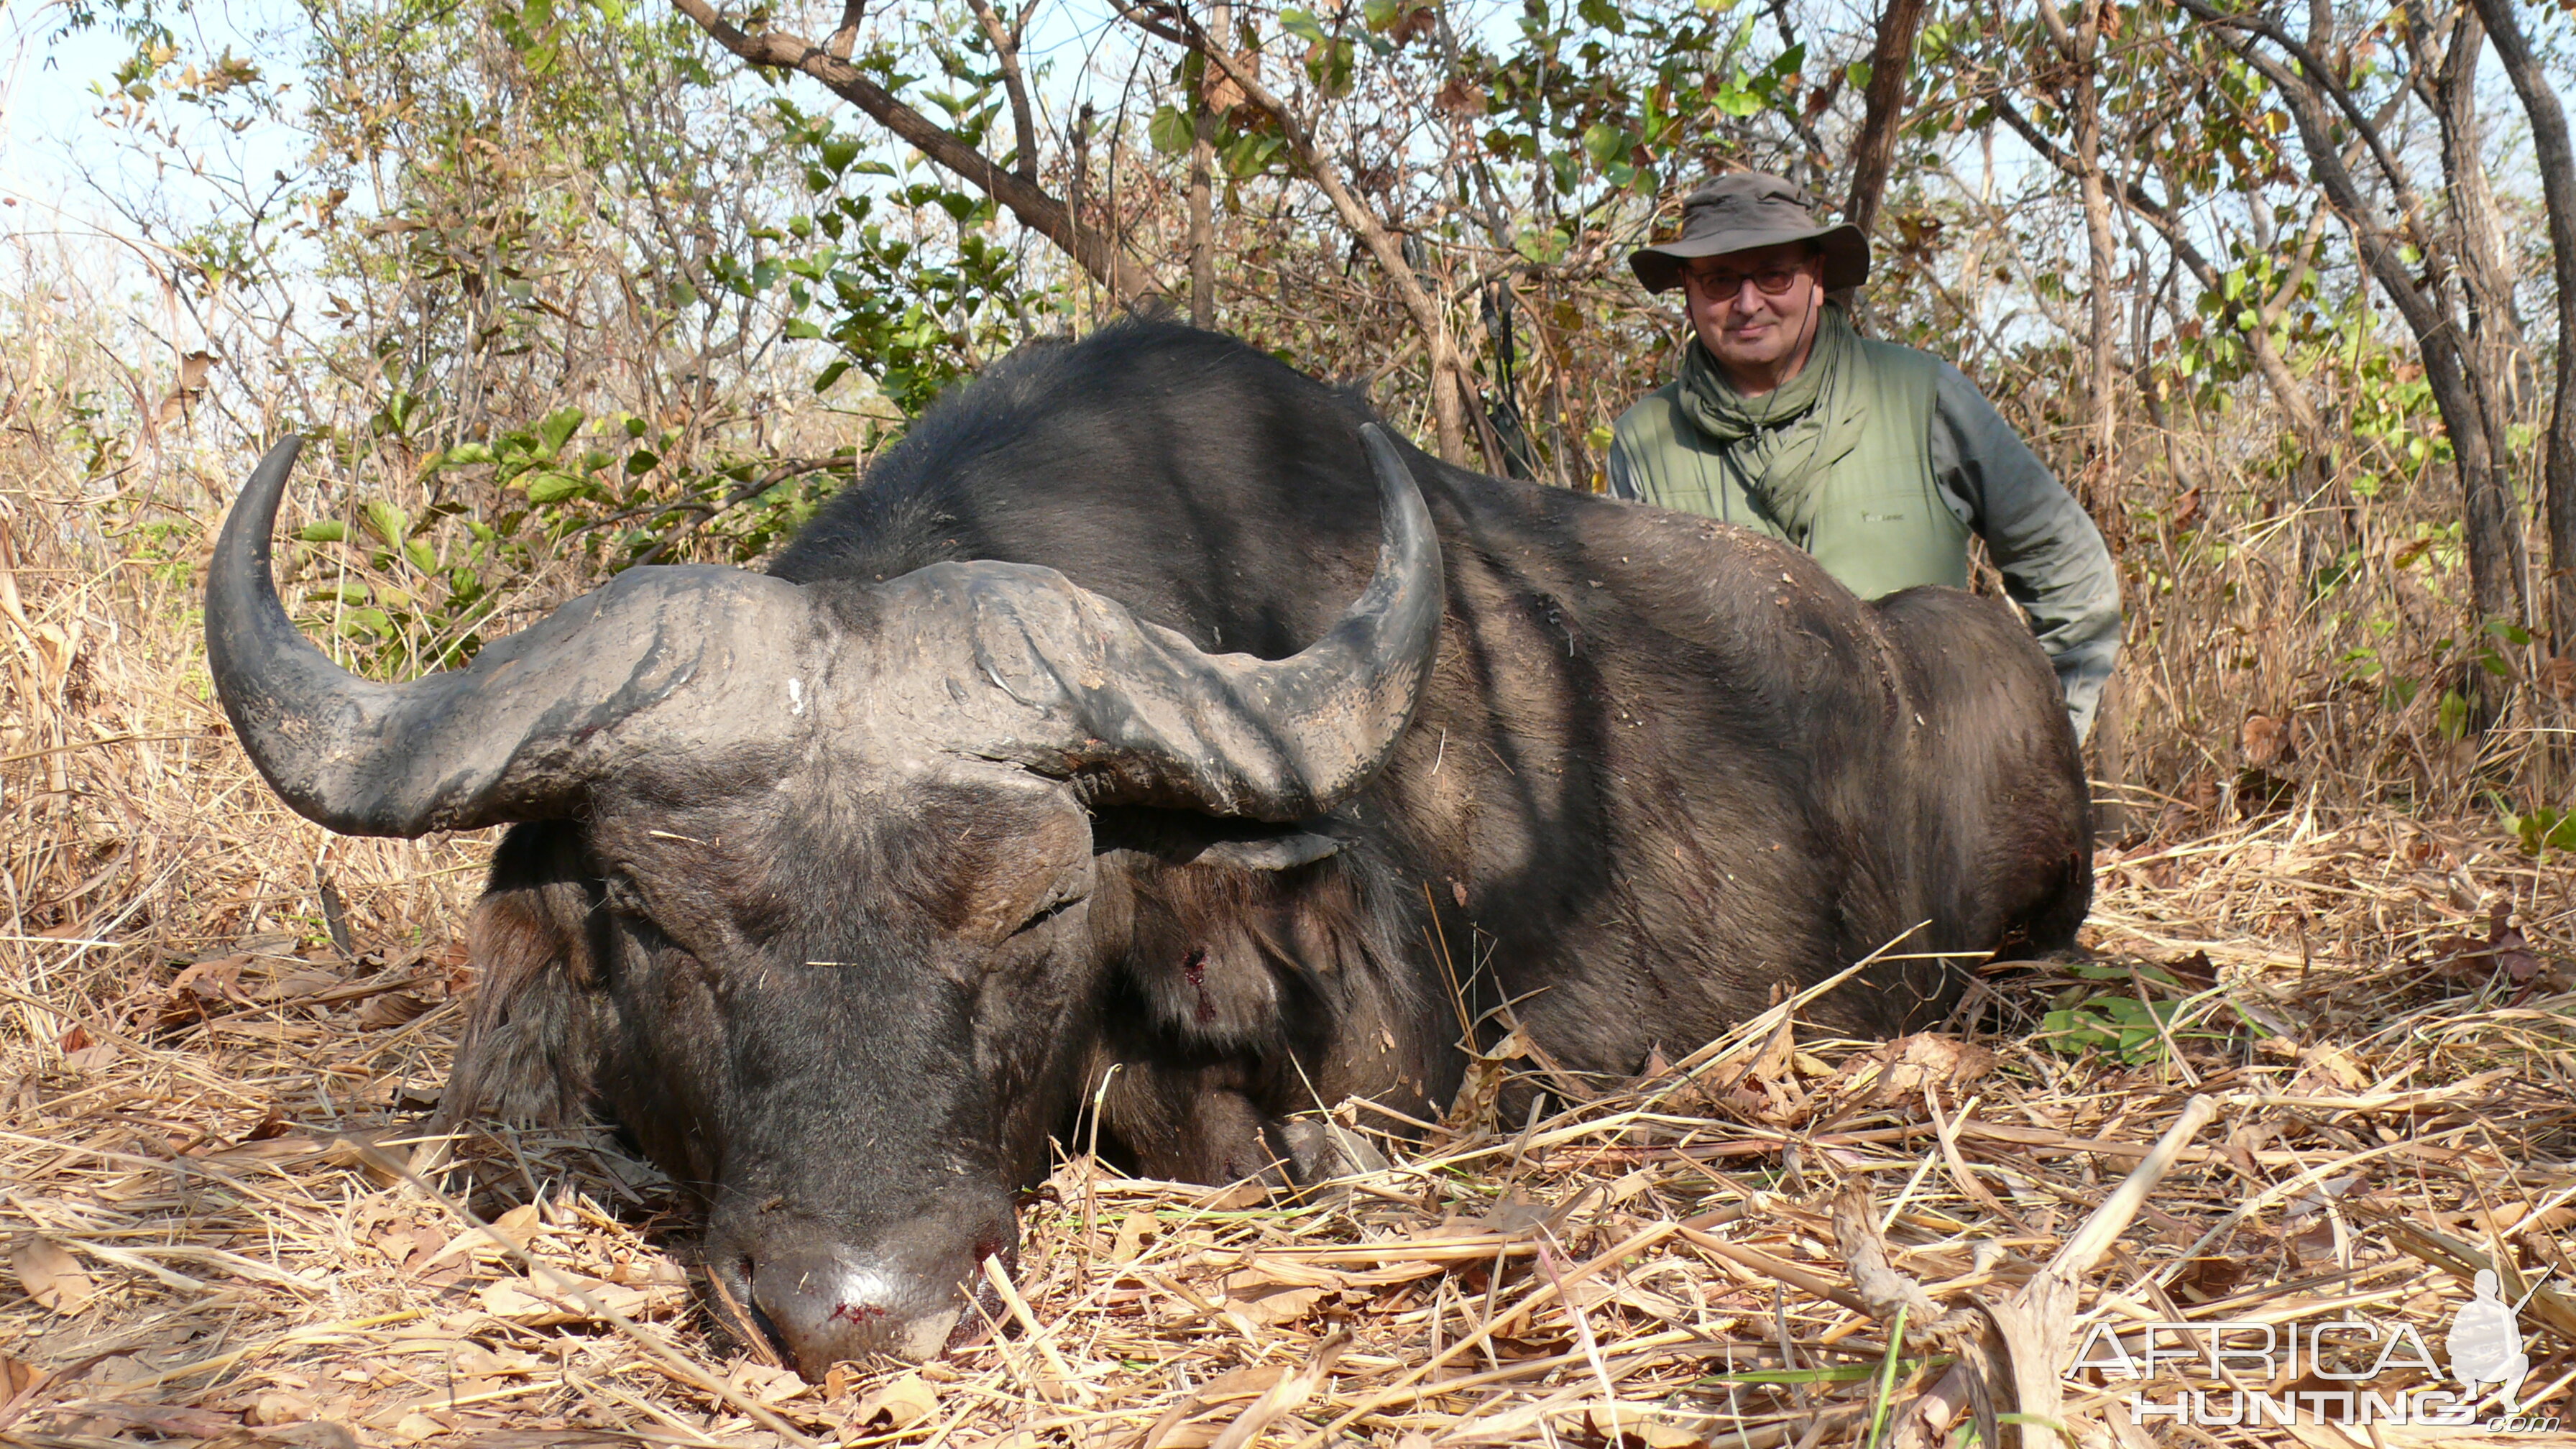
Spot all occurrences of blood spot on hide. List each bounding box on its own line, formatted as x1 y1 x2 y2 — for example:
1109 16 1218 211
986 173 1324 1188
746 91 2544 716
1183 949 1216 1024
827 1302 888 1325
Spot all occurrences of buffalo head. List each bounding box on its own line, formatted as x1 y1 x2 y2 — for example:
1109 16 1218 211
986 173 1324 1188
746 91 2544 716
206 428 1442 1374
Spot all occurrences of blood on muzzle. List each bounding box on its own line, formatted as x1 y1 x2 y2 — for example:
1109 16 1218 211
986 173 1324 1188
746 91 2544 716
715 1198 1017 1376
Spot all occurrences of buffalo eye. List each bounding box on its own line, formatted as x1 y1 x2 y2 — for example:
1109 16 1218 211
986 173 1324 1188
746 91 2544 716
1007 866 1091 941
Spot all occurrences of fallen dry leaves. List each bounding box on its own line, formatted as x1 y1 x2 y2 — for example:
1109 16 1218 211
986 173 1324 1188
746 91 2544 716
6 1241 92 1319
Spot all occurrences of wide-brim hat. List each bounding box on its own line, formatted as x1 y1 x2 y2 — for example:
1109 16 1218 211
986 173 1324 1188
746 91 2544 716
1629 172 1870 293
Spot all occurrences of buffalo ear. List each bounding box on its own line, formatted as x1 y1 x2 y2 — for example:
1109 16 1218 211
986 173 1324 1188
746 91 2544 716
438 823 607 1128
1192 831 1342 871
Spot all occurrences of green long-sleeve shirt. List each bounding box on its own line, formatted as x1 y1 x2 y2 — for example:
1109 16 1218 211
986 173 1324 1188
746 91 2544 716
1607 346 2122 742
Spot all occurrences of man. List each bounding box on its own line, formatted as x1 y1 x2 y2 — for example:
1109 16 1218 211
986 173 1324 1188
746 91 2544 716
1609 172 2121 742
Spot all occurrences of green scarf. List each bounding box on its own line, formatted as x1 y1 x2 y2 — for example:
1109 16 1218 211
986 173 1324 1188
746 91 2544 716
1674 304 1867 543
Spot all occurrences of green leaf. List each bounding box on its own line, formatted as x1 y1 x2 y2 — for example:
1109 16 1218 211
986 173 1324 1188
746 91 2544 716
1149 104 1195 155
296 520 349 543
2546 812 2576 853
2438 689 2470 739
537 406 584 456
438 442 497 468
625 448 661 475
1513 226 1570 264
1279 7 1329 42
524 471 590 505
362 498 410 546
1712 81 1762 116
819 134 860 174
1223 132 1284 178
1308 36 1355 93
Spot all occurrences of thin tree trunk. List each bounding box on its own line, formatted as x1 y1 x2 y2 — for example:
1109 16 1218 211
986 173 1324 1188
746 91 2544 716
2468 0 2576 657
1188 101 1215 326
2420 10 2526 489
1187 1 1230 328
2034 0 2121 533
2409 12 2533 648
1841 0 1927 242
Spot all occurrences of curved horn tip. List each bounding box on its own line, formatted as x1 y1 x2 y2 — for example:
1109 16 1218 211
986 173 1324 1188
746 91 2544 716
1355 424 1434 542
1348 422 1442 608
208 432 380 834
218 436 313 561
239 435 308 506
257 433 308 473
1355 422 1406 481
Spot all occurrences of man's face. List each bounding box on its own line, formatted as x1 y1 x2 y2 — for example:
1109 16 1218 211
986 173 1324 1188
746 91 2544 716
1682 242 1825 382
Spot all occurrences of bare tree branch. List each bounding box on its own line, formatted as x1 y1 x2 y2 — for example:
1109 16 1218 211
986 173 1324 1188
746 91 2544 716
965 0 1040 184
1186 3 1224 327
2174 0 2428 248
825 0 864 60
2184 0 2530 645
1989 91 2323 443
668 0 1164 300
2032 0 2122 524
1120 1 1476 460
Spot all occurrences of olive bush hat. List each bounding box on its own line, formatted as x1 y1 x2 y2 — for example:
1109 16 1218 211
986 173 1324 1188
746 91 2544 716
1629 172 1871 293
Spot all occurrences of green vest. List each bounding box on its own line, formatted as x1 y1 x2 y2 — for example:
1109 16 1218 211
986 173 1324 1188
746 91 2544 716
1612 339 1969 600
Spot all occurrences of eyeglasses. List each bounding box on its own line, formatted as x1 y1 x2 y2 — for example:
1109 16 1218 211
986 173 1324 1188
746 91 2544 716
1682 265 1806 300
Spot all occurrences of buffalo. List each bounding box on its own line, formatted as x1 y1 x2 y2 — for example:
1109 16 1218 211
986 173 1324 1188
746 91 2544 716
207 322 2089 1375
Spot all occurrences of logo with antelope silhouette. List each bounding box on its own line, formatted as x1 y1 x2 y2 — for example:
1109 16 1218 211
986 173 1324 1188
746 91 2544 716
2066 1270 2557 1432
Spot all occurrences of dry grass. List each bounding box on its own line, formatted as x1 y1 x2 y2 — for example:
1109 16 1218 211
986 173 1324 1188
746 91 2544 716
0 813 2570 1449
6 260 2576 1449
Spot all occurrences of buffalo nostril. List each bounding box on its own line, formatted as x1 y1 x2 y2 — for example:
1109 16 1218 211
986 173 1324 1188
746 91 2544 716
709 1254 796 1367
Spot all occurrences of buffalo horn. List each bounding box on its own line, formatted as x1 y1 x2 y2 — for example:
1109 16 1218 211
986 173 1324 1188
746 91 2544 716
946 423 1444 822
206 436 811 837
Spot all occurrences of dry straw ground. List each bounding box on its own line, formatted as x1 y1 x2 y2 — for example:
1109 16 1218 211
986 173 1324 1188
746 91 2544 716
5 331 2575 1449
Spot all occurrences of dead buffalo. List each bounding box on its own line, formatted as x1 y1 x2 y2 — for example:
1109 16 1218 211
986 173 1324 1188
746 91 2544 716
207 321 2088 1374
